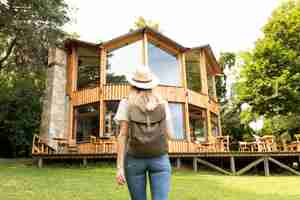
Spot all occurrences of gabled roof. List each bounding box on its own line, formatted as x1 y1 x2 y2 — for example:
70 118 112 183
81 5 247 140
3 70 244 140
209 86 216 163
64 26 222 75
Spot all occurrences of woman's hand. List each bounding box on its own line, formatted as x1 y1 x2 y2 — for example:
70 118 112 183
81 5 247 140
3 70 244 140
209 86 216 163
116 168 126 185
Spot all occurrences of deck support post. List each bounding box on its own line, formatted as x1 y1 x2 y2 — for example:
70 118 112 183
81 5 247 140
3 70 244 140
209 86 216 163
176 158 181 169
264 157 270 176
83 158 87 167
230 156 236 175
193 157 198 172
38 157 43 168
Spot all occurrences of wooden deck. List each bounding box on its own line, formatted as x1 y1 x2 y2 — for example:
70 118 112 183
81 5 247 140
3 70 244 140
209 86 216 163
32 135 300 176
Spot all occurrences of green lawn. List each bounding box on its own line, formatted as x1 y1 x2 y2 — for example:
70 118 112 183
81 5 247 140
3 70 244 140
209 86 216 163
1 159 300 200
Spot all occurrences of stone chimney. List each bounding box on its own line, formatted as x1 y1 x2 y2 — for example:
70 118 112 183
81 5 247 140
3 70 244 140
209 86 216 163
39 48 68 149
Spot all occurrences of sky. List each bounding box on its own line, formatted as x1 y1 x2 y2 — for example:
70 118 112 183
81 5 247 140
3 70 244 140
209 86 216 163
64 0 281 58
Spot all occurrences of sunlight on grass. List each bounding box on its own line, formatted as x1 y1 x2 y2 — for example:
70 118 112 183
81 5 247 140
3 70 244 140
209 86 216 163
1 160 300 200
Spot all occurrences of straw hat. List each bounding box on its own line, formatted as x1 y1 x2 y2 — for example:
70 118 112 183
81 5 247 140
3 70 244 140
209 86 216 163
127 65 159 89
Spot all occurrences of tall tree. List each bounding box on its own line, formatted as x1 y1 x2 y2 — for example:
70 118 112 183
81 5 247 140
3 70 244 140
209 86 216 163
0 0 70 72
216 52 236 104
237 0 300 116
0 0 71 157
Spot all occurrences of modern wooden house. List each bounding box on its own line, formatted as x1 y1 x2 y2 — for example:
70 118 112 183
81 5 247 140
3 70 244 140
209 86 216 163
33 27 223 157
32 27 300 176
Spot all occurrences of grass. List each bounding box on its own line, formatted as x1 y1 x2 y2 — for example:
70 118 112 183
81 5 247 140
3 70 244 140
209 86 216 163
1 159 300 200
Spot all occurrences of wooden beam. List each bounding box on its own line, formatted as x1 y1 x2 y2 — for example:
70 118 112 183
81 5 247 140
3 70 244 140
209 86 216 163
103 33 143 51
264 157 270 176
199 50 208 95
196 158 232 175
38 157 43 168
99 100 104 137
193 157 198 172
100 48 107 85
99 48 106 138
71 45 78 92
180 53 187 88
83 158 87 167
236 157 265 175
147 34 180 56
206 110 212 139
180 53 191 143
176 158 181 169
68 102 74 145
230 156 236 175
142 32 148 66
268 157 300 176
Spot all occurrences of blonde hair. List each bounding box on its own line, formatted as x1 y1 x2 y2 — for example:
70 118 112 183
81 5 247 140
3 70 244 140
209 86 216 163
127 86 164 113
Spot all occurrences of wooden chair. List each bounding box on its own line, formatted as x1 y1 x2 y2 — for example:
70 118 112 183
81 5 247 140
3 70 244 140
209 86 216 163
288 134 300 152
239 141 251 152
253 135 266 152
223 135 230 152
295 134 300 151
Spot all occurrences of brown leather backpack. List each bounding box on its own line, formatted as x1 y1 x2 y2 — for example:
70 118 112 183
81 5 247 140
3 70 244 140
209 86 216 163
127 103 169 157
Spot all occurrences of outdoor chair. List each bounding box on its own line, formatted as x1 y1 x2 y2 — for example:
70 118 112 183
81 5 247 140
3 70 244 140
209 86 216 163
252 134 266 152
238 141 251 152
262 135 277 152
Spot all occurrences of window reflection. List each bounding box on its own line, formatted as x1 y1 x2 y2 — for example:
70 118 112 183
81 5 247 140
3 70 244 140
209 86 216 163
189 105 207 142
169 103 185 139
106 40 142 84
77 47 99 90
74 103 99 142
104 101 119 137
148 42 181 86
207 64 215 98
210 112 219 137
186 51 202 92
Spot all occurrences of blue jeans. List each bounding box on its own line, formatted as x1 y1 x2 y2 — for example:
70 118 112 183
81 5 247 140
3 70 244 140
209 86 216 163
124 153 172 200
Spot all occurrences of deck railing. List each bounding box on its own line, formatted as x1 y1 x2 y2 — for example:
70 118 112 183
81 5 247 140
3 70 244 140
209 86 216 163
32 134 300 155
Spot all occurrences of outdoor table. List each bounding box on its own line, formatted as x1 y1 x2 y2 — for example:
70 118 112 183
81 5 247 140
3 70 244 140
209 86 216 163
53 137 68 153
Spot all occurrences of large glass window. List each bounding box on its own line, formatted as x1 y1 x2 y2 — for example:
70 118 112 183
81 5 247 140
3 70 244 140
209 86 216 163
104 101 119 137
169 103 185 139
73 103 99 142
106 40 142 84
207 64 215 98
210 112 220 137
148 42 181 86
189 105 207 142
186 51 201 92
77 47 100 90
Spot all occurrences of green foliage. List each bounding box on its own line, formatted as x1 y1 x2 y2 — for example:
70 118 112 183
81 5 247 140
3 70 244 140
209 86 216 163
238 0 300 116
0 0 70 157
216 52 236 104
0 72 45 157
0 0 70 72
220 100 254 141
130 16 160 32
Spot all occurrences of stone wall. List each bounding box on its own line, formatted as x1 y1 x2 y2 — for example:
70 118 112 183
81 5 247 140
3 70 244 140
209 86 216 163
40 48 68 149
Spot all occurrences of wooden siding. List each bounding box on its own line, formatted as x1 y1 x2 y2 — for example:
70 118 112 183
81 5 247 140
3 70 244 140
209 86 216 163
187 89 209 108
103 84 130 100
71 87 100 106
102 85 186 102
